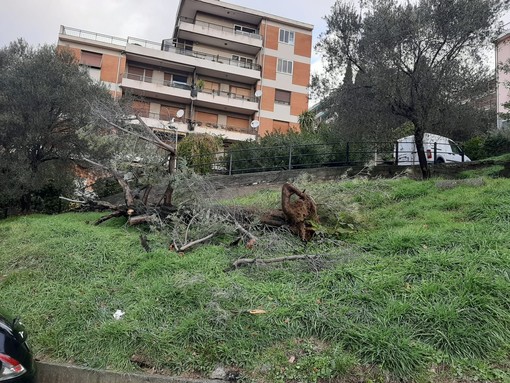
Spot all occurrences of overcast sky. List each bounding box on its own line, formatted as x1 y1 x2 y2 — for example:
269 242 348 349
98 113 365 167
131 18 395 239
0 0 335 78
2 0 508 83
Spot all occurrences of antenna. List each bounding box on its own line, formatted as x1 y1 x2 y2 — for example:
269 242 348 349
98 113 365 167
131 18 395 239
176 109 184 118
254 90 263 98
250 120 260 129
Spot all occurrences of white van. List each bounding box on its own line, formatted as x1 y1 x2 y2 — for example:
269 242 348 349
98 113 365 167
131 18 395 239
395 133 470 165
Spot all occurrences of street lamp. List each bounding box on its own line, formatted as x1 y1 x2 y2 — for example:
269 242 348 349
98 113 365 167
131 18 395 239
167 119 179 171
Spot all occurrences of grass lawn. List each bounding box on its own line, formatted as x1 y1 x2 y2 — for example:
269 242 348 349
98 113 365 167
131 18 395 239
0 174 509 382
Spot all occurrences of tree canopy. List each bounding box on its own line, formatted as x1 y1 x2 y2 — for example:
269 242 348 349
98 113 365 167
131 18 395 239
0 40 115 212
315 0 507 177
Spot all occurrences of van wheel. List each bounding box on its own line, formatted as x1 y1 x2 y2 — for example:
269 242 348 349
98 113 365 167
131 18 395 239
436 157 445 164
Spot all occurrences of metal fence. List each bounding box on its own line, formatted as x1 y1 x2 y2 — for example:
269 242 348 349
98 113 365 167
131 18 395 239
181 140 468 175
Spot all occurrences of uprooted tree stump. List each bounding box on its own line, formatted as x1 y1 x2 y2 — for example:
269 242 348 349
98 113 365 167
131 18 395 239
260 182 319 241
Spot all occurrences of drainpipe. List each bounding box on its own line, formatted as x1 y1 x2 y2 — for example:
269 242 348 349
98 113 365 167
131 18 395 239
255 18 268 140
115 50 124 100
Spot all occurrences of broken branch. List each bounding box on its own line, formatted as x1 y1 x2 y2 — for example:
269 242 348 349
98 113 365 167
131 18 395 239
232 254 319 269
174 232 216 252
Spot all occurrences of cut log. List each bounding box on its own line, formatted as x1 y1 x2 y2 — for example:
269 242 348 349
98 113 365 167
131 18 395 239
94 210 127 225
231 254 319 269
128 214 156 226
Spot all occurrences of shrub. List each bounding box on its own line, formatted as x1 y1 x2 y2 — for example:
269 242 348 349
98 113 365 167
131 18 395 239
483 130 510 157
227 131 341 173
178 134 223 174
463 136 486 160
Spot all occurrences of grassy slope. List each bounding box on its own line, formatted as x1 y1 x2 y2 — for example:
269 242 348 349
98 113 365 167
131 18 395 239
0 176 509 382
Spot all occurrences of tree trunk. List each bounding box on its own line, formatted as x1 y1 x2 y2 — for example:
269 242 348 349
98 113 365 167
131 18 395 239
414 128 430 179
162 153 176 207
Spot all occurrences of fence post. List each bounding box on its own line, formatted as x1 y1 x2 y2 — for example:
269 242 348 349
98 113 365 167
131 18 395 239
433 142 438 164
229 154 233 176
346 142 350 165
394 141 399 165
461 151 465 162
288 146 293 170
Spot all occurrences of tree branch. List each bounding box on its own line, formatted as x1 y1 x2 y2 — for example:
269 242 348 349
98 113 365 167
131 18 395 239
232 254 319 269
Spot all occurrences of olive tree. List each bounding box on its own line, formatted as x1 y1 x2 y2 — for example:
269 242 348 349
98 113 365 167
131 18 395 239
316 0 507 178
0 39 115 212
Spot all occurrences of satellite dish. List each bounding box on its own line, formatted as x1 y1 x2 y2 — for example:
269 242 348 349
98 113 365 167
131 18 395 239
250 120 260 128
176 109 184 118
254 90 263 98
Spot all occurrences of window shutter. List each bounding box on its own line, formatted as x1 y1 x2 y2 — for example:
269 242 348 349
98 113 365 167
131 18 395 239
80 51 102 68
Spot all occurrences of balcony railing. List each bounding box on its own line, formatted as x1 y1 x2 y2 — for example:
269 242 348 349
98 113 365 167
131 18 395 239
123 73 256 103
60 26 261 72
200 88 256 103
135 111 255 136
180 18 262 40
195 121 255 135
59 26 127 46
159 41 261 71
124 73 192 90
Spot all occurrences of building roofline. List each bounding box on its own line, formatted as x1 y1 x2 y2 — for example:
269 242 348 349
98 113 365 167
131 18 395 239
175 0 313 31
494 29 510 44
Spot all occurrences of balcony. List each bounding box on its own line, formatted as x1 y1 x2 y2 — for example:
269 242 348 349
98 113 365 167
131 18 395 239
121 73 259 113
59 26 127 46
136 113 256 142
126 39 261 83
195 88 259 113
176 18 262 55
121 73 193 103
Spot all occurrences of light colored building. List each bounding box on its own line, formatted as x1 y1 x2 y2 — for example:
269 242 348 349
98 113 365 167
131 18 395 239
57 0 313 144
495 30 510 128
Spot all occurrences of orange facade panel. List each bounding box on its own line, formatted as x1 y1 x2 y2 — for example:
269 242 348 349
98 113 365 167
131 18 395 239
294 32 312 58
290 92 309 116
261 23 279 50
258 117 273 137
100 54 125 83
263 55 277 80
261 86 275 112
57 46 81 62
258 117 296 137
292 61 311 87
273 120 290 132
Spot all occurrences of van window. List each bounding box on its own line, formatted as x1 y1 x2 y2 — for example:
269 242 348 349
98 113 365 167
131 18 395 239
448 140 462 155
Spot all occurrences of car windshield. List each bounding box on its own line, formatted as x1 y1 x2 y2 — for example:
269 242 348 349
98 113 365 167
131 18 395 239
448 140 462 155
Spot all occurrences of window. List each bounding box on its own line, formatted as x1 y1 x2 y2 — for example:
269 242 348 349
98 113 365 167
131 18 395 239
163 73 189 89
132 101 150 118
275 89 291 105
230 86 251 99
279 29 295 45
235 25 256 35
80 51 102 68
277 59 293 74
127 66 153 83
172 74 188 85
232 55 254 69
203 80 220 94
160 104 184 122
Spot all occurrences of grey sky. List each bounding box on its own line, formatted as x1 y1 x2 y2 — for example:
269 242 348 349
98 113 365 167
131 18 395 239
0 0 334 76
2 0 507 79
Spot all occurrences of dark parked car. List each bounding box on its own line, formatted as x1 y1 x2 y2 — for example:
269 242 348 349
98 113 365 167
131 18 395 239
0 310 35 382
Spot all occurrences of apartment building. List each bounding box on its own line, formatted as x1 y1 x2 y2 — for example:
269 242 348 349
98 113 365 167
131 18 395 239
495 30 510 128
57 0 313 144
